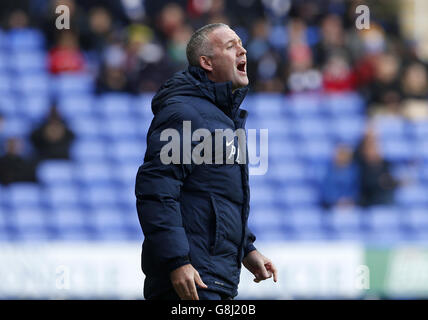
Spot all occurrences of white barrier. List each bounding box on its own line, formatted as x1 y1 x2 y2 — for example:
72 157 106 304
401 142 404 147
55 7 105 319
0 242 365 299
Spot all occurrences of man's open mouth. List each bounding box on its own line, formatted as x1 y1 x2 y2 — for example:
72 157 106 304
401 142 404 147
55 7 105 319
237 61 246 73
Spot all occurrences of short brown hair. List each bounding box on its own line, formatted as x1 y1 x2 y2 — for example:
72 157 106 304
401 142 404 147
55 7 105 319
186 23 229 67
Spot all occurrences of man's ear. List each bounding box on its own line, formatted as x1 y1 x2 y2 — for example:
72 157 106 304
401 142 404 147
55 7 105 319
199 55 213 72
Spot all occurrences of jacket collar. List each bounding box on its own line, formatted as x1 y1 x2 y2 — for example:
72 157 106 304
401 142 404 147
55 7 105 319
187 66 249 119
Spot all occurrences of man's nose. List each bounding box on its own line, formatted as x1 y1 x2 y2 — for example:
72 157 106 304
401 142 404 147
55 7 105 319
237 44 247 56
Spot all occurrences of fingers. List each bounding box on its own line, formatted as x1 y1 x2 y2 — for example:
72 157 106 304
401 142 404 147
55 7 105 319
173 281 191 300
253 261 278 283
173 279 198 300
171 267 208 300
195 271 208 289
266 262 278 282
187 278 199 300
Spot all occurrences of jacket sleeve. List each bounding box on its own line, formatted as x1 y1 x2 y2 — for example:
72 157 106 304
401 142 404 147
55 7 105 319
243 224 257 257
135 103 197 273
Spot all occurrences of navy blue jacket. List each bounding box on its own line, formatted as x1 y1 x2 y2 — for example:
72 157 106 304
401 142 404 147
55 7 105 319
135 66 256 299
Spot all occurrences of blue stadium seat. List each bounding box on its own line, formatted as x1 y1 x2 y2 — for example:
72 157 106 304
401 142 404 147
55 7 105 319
323 92 364 116
97 93 132 118
325 207 362 233
250 93 286 119
74 162 113 185
5 183 42 207
6 29 45 50
363 206 401 232
289 229 328 241
45 185 81 208
54 73 94 95
283 207 324 232
288 93 321 118
69 118 103 138
112 162 139 187
57 95 94 120
37 160 75 185
10 206 49 241
292 118 329 140
419 165 428 183
17 94 51 122
55 229 94 241
247 206 284 233
416 141 428 161
251 229 291 242
276 185 319 207
0 206 7 231
10 51 47 72
298 139 334 163
267 161 307 184
328 229 365 241
102 117 139 138
133 94 155 119
80 185 119 207
0 94 17 116
268 138 299 161
410 121 428 142
330 116 365 145
0 72 11 93
277 185 319 207
372 115 407 139
269 24 287 49
15 73 50 95
249 182 277 207
90 207 132 240
395 185 428 206
403 207 428 232
70 139 107 161
2 116 30 137
256 118 289 137
108 139 146 163
50 206 88 232
379 138 414 162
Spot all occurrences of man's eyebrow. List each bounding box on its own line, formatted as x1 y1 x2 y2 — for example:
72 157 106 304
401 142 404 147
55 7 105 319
224 38 242 46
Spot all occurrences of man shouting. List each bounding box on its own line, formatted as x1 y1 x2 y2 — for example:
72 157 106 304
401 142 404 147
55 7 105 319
135 23 277 300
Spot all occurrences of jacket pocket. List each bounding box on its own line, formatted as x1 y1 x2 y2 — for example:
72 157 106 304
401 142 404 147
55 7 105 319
209 194 221 255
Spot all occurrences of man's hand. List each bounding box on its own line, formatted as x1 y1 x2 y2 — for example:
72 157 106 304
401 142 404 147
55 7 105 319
170 264 208 300
243 250 278 283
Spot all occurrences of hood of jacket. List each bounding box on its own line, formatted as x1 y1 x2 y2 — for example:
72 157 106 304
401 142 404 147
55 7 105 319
151 65 249 119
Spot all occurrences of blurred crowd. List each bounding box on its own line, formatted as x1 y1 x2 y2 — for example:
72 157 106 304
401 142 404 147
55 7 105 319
1 0 425 99
0 0 427 209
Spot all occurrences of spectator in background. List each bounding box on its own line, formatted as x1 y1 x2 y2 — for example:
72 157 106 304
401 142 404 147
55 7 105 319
6 9 29 29
313 14 350 67
30 104 75 160
355 129 399 207
285 18 323 93
84 6 114 54
166 24 193 72
320 144 359 209
0 114 5 155
95 39 133 94
125 23 172 92
401 62 428 121
246 18 283 92
48 30 86 74
155 3 186 44
322 53 356 93
367 52 402 115
0 138 37 185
